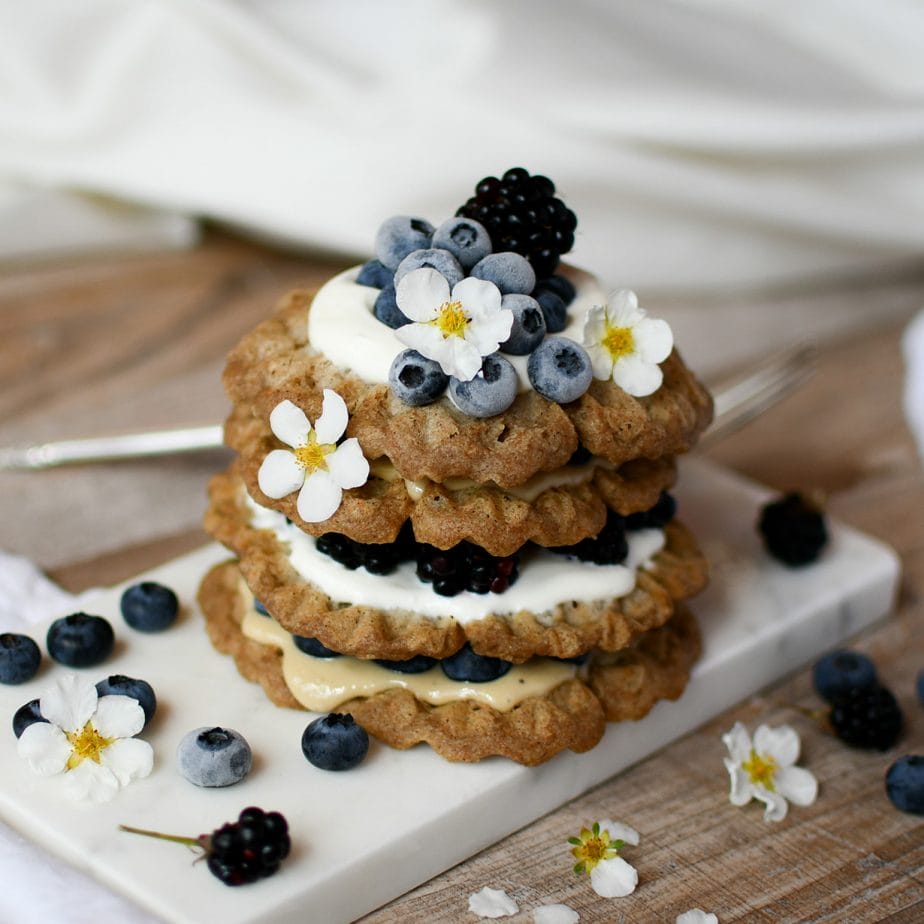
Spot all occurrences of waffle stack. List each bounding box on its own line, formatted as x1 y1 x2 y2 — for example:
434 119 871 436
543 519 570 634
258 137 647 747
199 171 713 766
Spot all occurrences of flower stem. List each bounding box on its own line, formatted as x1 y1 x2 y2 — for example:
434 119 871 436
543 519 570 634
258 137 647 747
119 824 205 851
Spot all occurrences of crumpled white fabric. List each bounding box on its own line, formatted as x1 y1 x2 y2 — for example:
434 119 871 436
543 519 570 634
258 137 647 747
2 0 924 292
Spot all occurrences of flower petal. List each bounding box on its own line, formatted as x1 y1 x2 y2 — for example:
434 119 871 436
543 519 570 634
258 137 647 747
40 674 98 733
314 389 348 445
448 336 485 381
605 290 642 327
676 910 719 924
453 275 502 314
466 307 514 356
467 886 519 918
17 723 71 776
598 818 640 846
586 342 614 381
328 438 369 490
396 267 450 321
64 759 120 803
725 761 754 807
753 724 800 767
722 722 752 763
101 737 153 785
534 904 580 924
297 468 342 522
258 449 305 499
775 765 818 807
590 856 638 898
633 317 673 364
396 320 452 365
753 784 788 822
612 352 663 397
269 400 312 448
92 695 144 739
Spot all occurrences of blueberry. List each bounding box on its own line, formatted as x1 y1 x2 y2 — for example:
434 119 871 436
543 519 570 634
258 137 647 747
301 713 369 771
47 613 114 668
374 654 437 673
441 644 511 683
886 756 924 814
448 353 517 418
373 284 409 329
812 650 878 703
499 294 546 355
95 675 157 727
527 336 593 403
292 635 341 658
374 216 435 270
176 726 253 788
254 599 270 616
0 633 41 684
120 581 179 632
394 248 464 289
533 288 568 333
12 699 46 739
470 252 536 295
535 274 576 307
389 349 449 406
431 217 492 270
356 259 393 289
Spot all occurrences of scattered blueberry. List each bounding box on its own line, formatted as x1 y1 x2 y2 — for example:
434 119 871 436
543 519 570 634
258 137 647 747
254 599 270 616
527 336 593 403
12 699 46 739
374 654 437 673
533 288 568 333
0 633 41 685
355 259 393 289
441 644 512 682
499 294 546 355
394 248 464 289
448 353 518 418
292 635 341 658
830 684 903 750
301 713 369 771
431 216 492 269
373 284 409 329
470 252 536 295
176 726 253 788
535 274 576 307
812 650 878 703
389 349 449 405
886 756 924 814
96 675 157 727
374 215 435 270
758 492 828 566
47 613 114 668
120 581 179 632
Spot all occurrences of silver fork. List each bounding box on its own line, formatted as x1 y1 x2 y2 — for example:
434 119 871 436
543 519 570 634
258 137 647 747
0 346 815 471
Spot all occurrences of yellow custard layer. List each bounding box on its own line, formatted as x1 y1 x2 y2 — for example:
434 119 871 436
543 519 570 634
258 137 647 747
240 608 576 713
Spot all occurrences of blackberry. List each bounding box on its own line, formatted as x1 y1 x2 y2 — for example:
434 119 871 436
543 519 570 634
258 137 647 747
120 806 290 887
625 492 677 531
457 167 577 277
315 521 416 575
758 492 828 566
830 685 903 751
550 509 628 565
416 541 519 596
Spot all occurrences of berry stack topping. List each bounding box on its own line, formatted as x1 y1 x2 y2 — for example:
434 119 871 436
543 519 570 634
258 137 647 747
46 613 114 668
415 541 520 597
96 675 157 728
177 726 253 788
812 650 878 703
758 492 828 566
441 644 512 683
625 492 677 531
315 521 415 576
0 633 41 685
12 699 46 739
829 684 903 751
886 755 924 814
448 352 518 418
301 713 369 771
120 581 179 632
121 807 290 887
389 349 449 406
527 336 594 404
550 510 629 566
456 167 577 277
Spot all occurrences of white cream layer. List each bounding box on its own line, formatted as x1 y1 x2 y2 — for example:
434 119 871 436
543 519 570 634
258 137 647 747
247 499 665 624
307 263 605 389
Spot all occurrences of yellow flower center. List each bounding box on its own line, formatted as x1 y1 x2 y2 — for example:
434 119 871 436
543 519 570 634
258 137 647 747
742 749 778 790
569 823 621 875
602 324 635 360
66 722 114 769
293 435 332 473
431 300 470 339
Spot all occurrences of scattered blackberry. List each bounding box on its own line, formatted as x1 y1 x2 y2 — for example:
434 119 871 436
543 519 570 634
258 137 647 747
830 685 903 751
758 492 828 566
625 492 677 531
550 510 628 565
315 521 416 575
416 541 519 596
457 167 577 277
120 807 290 887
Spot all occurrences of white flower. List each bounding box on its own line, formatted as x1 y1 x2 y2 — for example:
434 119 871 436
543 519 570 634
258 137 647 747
468 886 519 918
257 390 369 523
582 290 673 397
677 910 719 924
17 674 153 803
723 721 818 822
569 818 639 898
534 903 580 923
395 268 513 381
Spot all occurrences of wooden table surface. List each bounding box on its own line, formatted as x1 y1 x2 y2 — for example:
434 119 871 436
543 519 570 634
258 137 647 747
2 233 924 923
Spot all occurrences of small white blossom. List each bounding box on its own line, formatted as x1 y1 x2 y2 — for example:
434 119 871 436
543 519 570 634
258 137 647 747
257 390 369 523
17 674 153 803
569 818 640 898
583 290 673 397
534 903 580 923
395 268 513 381
468 886 519 918
677 910 719 924
723 721 818 822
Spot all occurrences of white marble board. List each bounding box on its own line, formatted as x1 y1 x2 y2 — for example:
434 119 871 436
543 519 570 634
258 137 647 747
0 458 901 924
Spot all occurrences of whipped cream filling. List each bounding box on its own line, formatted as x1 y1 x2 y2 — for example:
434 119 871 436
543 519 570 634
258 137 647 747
307 263 606 389
246 497 665 625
